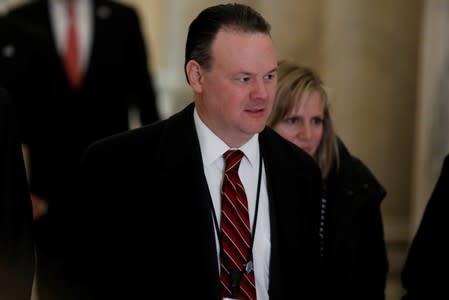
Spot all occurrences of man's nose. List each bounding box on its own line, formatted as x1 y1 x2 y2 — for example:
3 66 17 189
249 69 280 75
250 79 268 99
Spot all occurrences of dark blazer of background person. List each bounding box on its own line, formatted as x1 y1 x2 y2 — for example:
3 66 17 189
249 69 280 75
74 103 322 299
0 87 35 300
401 154 449 299
8 0 159 209
8 1 159 299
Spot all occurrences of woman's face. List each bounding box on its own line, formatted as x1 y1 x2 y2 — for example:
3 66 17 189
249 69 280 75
273 90 324 158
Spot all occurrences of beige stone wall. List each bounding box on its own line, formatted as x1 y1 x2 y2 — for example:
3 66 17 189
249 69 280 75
262 0 421 242
320 0 422 240
412 0 449 236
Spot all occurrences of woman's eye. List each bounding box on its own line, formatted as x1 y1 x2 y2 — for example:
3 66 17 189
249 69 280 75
286 117 299 125
312 117 323 125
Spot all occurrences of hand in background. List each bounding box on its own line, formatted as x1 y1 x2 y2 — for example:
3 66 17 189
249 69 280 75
31 194 48 220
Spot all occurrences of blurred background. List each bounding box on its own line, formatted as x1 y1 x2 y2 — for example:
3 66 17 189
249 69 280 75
4 0 449 299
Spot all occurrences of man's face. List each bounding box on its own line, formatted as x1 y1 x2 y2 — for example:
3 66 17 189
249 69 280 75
195 29 277 148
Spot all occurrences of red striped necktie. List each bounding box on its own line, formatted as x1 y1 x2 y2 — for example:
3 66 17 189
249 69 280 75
64 0 82 90
219 150 256 300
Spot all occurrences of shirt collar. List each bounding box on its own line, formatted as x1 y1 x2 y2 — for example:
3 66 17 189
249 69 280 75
193 107 259 167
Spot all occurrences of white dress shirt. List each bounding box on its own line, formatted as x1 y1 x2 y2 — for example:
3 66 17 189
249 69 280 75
49 0 92 72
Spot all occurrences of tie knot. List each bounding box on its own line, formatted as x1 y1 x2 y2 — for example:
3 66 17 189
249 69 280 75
224 150 244 173
67 0 75 15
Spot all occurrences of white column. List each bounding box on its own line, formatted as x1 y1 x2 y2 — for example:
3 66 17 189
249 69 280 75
411 0 449 236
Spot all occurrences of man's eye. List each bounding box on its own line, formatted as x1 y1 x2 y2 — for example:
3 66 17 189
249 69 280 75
264 73 275 81
239 77 250 83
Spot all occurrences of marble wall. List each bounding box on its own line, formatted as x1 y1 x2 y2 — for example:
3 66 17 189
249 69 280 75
411 0 449 236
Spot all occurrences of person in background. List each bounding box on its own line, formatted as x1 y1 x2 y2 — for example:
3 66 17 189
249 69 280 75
401 153 449 299
75 3 322 299
0 87 35 300
267 60 388 299
8 0 160 299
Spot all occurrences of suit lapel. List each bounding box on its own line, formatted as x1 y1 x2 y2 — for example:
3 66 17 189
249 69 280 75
36 0 75 88
38 0 66 79
258 131 282 299
158 103 221 295
41 1 59 60
82 0 103 86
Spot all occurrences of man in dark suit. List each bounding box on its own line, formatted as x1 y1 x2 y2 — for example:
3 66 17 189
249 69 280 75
8 1 159 299
76 3 322 299
0 87 35 300
401 154 449 299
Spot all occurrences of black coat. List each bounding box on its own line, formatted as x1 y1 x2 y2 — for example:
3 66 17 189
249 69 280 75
401 154 449 299
320 139 388 299
0 88 35 300
75 103 323 299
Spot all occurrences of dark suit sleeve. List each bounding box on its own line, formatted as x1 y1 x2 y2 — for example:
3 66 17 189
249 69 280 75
124 6 159 124
401 154 449 299
0 88 35 300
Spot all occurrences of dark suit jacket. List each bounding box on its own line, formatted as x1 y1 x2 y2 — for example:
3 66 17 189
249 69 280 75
8 0 159 228
75 103 322 299
0 87 35 300
401 154 449 299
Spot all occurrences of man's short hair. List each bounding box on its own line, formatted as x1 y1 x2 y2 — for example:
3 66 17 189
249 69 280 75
184 3 271 83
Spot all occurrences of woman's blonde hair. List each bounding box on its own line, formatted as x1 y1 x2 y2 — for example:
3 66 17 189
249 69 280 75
267 60 339 178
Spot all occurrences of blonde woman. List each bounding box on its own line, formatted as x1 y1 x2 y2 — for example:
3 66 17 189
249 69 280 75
267 60 388 299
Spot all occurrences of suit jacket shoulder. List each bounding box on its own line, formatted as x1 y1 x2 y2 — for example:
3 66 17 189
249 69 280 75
259 127 323 298
260 127 321 177
331 138 386 204
76 103 220 298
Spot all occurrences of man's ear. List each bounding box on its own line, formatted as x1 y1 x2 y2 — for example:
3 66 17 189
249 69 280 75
186 60 203 93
